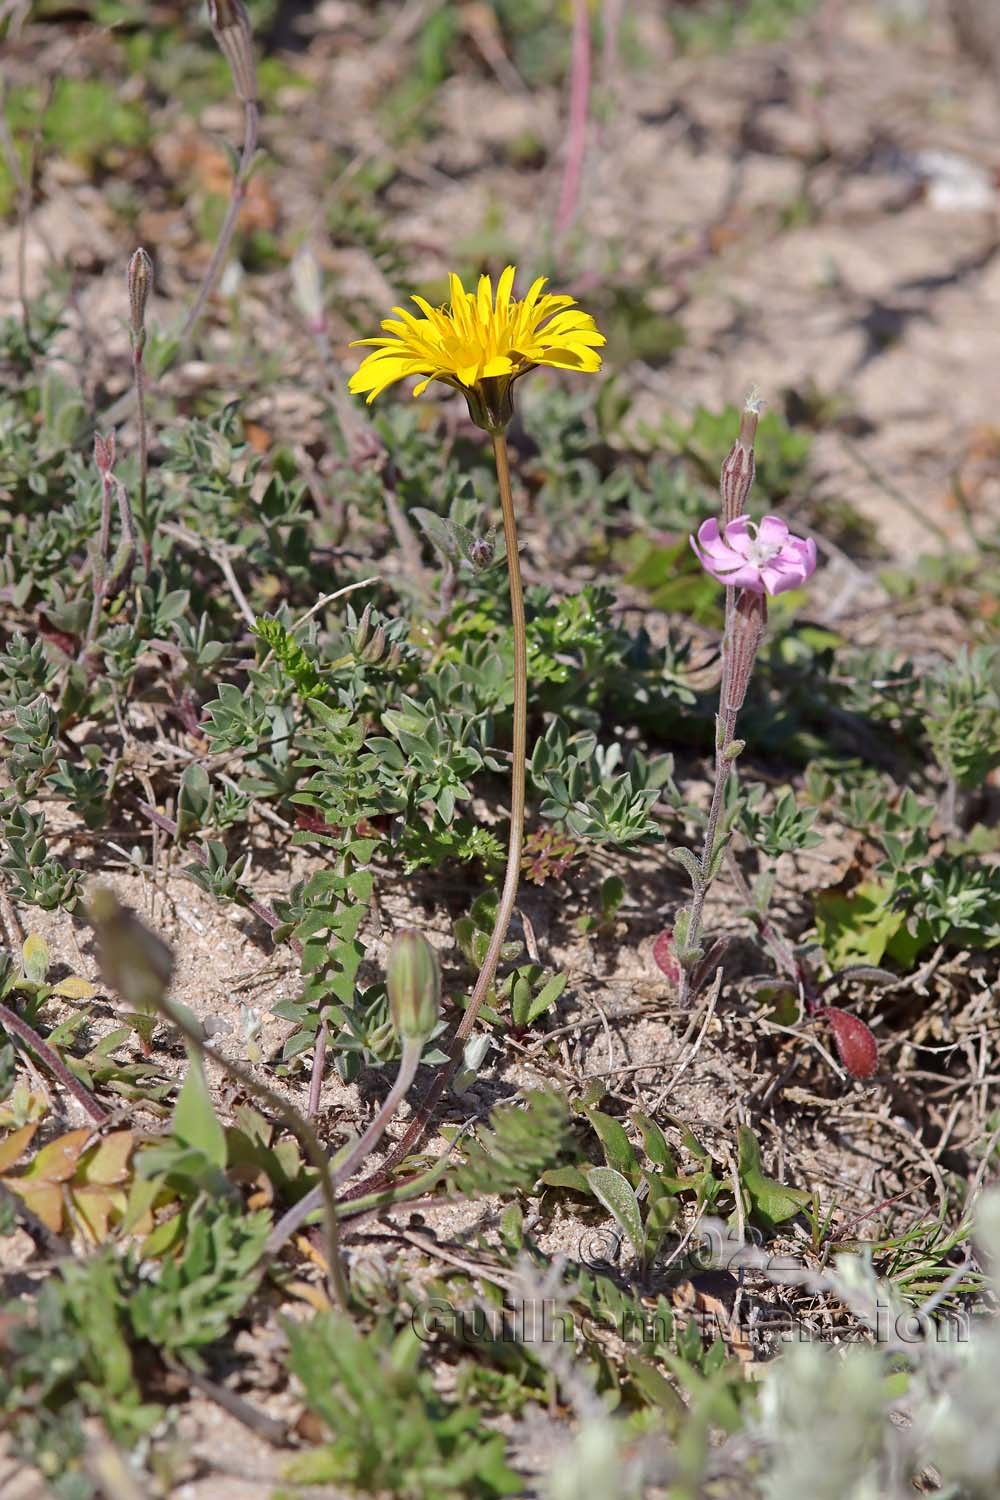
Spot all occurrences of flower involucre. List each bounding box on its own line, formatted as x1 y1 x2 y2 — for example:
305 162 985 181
348 265 604 430
691 515 817 597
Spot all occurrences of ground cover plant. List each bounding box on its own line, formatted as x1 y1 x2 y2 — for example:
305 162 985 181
2 0 1000 1495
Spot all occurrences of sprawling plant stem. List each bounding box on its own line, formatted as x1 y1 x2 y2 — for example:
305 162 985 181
340 431 529 1201
556 0 591 242
178 100 259 347
265 1035 423 1253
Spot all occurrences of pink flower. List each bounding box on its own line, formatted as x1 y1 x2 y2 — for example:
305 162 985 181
690 515 816 596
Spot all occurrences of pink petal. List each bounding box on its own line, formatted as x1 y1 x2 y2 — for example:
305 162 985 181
760 561 800 596
757 515 790 548
725 567 765 592
700 553 766 590
693 517 750 569
719 516 754 557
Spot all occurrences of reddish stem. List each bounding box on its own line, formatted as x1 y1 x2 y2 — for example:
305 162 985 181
0 999 108 1123
556 0 591 240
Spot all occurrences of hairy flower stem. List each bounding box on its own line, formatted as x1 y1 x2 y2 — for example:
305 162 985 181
679 702 739 1007
265 1036 423 1255
556 0 591 242
84 471 114 652
307 1019 327 1119
178 100 259 348
132 341 150 571
341 431 528 1202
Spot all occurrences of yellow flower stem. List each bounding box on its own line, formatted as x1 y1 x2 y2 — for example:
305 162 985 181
461 430 529 1034
340 429 528 1202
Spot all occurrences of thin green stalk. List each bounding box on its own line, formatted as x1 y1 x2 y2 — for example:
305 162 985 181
265 1035 423 1255
178 101 259 347
341 429 529 1201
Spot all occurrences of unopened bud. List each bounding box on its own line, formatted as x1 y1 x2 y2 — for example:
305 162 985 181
94 431 116 476
127 248 152 341
720 440 754 526
469 533 494 572
352 604 374 656
720 389 764 525
88 886 174 1011
208 0 258 105
361 625 386 664
722 589 767 716
386 930 440 1041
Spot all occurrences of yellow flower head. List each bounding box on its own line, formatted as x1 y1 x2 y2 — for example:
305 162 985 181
348 265 605 431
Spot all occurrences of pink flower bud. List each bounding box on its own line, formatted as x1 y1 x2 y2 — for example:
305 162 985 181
94 431 116 476
208 0 258 105
127 247 152 338
720 392 762 523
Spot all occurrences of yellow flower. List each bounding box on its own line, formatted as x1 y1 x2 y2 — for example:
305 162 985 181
348 265 605 431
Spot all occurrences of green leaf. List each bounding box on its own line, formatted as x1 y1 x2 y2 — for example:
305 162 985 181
539 1165 591 1194
173 1054 227 1170
737 1125 811 1229
587 1166 645 1262
626 1355 685 1421
669 846 703 887
21 933 50 986
643 1186 678 1262
524 971 567 1026
587 1109 640 1183
813 880 907 968
632 1112 675 1170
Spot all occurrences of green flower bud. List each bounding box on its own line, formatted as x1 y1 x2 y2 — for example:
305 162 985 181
352 602 373 654
88 885 174 1010
386 930 440 1042
361 625 386 664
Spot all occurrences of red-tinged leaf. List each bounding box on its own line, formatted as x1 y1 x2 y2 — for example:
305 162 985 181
38 621 78 656
72 1184 128 1243
11 1180 64 1232
652 931 680 984
0 1123 37 1174
820 1007 878 1080
19 1127 91 1183
78 1130 133 1186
